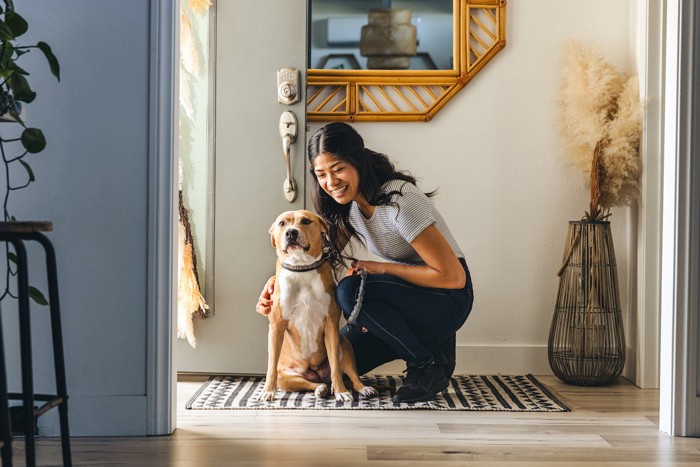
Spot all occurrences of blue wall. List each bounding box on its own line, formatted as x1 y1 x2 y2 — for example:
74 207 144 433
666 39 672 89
1 0 153 435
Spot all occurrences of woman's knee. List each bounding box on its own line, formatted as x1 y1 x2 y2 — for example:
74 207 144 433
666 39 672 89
336 274 362 316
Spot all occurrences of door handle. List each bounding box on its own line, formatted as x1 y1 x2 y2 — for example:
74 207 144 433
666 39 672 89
279 111 298 202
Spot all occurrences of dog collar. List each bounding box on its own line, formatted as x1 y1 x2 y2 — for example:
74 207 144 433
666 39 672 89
279 253 329 272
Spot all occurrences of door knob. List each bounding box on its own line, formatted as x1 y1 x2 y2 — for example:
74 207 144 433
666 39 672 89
279 111 298 202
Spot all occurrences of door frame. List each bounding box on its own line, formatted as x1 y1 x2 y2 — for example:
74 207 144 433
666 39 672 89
146 0 699 436
659 0 700 437
147 0 178 435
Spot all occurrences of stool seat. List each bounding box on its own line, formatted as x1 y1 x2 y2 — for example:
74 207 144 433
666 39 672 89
0 221 53 233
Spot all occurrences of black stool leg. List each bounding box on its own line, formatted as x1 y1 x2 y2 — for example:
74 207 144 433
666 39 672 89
0 309 13 467
10 239 35 467
30 233 71 467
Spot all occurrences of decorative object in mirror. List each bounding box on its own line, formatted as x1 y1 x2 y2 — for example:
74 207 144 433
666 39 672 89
360 9 417 70
548 41 642 386
307 0 506 122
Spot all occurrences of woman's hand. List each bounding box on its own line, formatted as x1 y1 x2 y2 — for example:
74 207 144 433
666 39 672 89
349 259 387 275
346 226 466 289
255 275 276 316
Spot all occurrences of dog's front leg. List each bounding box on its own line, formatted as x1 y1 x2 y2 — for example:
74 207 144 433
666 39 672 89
258 321 285 401
324 317 352 402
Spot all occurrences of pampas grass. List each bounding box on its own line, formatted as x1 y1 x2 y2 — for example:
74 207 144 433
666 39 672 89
557 41 642 220
188 0 212 14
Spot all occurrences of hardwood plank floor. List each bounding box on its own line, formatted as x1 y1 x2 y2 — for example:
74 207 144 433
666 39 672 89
9 375 700 466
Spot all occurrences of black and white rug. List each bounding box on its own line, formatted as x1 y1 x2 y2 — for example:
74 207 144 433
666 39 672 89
185 374 570 412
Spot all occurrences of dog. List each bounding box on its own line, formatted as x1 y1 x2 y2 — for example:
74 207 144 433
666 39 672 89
258 210 377 402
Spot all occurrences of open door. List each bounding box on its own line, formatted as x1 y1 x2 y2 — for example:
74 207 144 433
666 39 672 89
176 0 308 374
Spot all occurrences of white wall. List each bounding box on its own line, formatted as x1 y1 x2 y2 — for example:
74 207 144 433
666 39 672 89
1 0 155 435
309 0 638 376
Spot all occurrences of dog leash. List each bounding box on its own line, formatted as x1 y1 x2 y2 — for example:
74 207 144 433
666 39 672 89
346 268 367 324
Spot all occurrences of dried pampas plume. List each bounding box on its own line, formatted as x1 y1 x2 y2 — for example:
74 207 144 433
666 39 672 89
188 0 212 14
557 41 643 220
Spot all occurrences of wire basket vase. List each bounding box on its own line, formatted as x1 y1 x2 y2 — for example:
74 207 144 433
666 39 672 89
548 221 626 386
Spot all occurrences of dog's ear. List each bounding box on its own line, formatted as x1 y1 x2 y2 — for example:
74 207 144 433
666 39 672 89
317 215 332 252
269 223 277 248
317 215 330 237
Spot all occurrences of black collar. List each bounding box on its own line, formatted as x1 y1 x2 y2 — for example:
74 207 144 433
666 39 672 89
279 253 329 272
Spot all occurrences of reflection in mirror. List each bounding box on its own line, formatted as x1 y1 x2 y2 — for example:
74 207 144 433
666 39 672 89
307 0 507 122
310 0 453 70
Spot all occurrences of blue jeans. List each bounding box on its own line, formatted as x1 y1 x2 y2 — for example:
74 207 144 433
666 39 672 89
337 259 473 375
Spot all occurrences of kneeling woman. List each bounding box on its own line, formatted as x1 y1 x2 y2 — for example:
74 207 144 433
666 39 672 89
258 122 474 403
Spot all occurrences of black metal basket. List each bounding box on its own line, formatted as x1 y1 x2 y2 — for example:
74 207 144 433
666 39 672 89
548 221 626 386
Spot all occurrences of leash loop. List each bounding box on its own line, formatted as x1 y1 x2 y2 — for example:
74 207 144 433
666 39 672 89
346 268 367 324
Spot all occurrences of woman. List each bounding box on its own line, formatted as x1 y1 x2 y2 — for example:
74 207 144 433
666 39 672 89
257 122 474 403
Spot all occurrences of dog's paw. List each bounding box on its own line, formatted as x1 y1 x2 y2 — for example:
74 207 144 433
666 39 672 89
257 390 276 402
335 391 353 402
359 386 378 398
315 384 330 399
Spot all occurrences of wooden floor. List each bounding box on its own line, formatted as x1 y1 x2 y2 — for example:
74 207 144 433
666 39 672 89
10 375 700 466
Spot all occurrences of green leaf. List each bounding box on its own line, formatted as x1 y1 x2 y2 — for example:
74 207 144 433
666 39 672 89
0 20 15 41
37 41 59 81
5 12 27 38
9 60 28 75
0 40 12 72
8 71 35 102
21 128 45 153
7 251 16 264
4 1 13 16
29 286 48 306
19 159 35 181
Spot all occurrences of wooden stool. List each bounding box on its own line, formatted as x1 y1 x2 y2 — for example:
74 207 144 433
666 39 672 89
0 222 71 467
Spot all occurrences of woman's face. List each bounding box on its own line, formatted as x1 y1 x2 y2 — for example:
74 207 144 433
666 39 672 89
312 152 362 205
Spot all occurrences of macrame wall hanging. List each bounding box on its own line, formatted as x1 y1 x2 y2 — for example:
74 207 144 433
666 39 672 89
178 0 212 348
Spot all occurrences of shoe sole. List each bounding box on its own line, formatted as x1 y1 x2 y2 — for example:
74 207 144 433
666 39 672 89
393 379 450 404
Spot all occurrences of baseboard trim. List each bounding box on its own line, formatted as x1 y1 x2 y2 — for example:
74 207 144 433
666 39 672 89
624 345 638 384
37 395 148 437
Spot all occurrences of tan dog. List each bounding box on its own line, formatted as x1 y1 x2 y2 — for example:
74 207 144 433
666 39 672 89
258 210 377 402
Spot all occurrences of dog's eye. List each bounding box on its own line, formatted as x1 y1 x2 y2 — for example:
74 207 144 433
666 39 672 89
278 220 285 227
300 218 312 225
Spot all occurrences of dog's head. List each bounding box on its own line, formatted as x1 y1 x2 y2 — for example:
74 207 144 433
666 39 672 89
269 210 330 266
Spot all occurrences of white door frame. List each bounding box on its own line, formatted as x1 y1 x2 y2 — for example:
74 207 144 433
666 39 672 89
659 0 700 437
145 0 700 436
147 0 178 436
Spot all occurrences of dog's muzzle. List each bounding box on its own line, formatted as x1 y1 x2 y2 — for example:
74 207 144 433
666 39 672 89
283 228 310 253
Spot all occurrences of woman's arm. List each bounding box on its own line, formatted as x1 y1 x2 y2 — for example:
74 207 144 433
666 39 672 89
351 224 466 289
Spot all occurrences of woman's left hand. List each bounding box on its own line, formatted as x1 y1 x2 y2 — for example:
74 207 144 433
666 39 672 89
350 259 387 275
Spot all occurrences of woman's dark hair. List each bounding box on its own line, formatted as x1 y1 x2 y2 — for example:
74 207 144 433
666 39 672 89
307 122 435 266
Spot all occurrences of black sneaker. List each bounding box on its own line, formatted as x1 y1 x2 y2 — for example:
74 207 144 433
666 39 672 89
392 359 449 403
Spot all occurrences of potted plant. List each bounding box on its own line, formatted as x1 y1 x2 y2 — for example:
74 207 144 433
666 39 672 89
0 0 60 304
548 41 642 386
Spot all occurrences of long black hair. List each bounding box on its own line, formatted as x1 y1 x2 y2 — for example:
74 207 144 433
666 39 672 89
307 122 435 265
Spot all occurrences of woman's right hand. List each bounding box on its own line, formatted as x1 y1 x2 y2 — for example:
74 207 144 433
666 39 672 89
256 275 276 316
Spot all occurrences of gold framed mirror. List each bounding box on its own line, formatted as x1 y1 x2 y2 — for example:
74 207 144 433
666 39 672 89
307 0 506 122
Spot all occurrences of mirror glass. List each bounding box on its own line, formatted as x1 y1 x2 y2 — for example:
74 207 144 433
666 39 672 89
309 0 453 71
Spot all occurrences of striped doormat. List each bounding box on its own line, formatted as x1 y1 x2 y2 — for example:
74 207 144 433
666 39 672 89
185 374 570 412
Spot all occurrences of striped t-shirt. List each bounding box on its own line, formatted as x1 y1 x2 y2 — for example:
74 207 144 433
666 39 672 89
348 179 464 265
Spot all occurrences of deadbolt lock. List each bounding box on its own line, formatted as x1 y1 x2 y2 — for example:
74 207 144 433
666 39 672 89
277 67 300 105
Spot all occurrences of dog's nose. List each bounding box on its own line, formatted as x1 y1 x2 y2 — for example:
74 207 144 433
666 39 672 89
285 228 299 240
